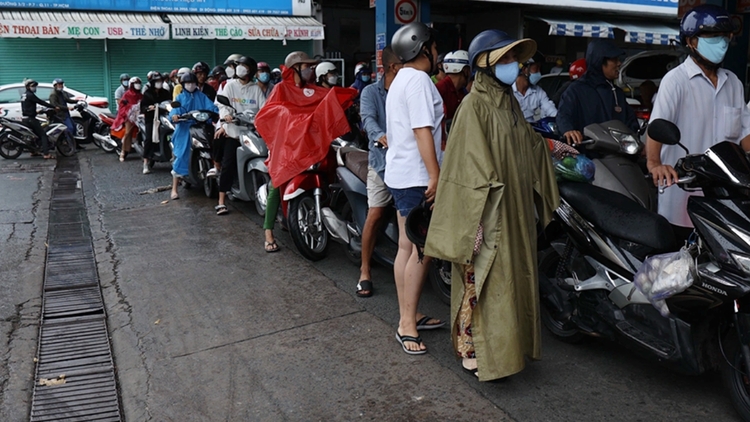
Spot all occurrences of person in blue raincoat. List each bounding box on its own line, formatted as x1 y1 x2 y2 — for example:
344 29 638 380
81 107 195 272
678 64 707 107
169 72 219 200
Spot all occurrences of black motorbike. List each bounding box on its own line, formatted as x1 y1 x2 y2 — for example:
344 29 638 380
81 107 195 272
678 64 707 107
538 118 750 421
70 101 107 147
0 110 75 158
139 101 175 170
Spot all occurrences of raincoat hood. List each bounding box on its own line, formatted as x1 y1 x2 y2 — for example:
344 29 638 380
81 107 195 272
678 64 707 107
583 40 624 84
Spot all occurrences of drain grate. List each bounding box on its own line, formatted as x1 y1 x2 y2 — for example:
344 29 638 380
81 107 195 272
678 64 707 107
30 157 121 421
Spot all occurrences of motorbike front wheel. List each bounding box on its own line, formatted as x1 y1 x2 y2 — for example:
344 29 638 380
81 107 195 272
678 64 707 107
203 162 218 198
288 192 328 261
251 170 271 217
722 332 750 422
0 134 23 159
56 133 76 157
428 259 451 305
538 247 587 344
99 127 116 153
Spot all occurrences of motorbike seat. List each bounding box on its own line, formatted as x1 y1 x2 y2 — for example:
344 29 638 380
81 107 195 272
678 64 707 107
342 149 369 183
558 182 676 252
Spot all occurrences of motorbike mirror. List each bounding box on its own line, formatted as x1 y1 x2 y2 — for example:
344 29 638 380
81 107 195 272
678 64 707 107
171 101 181 109
647 119 681 146
216 95 232 108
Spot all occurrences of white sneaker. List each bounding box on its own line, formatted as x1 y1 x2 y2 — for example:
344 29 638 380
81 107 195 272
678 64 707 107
143 162 151 174
207 168 218 178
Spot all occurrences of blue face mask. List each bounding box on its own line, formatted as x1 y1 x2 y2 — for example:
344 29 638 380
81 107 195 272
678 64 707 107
696 36 730 64
494 61 519 85
361 75 371 83
529 72 542 85
258 72 270 83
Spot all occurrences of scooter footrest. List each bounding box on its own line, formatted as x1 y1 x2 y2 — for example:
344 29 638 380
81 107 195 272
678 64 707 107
616 321 675 358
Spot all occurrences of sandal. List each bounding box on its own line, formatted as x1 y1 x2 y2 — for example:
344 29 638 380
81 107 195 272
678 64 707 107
462 360 479 377
43 154 55 160
264 241 280 253
356 280 373 298
416 316 446 331
170 192 179 200
216 205 229 215
395 332 427 355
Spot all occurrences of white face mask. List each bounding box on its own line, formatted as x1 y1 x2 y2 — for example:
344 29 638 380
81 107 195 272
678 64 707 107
184 83 197 93
235 65 249 79
133 83 142 91
327 75 338 86
56 86 64 92
30 86 37 92
226 67 235 78
155 82 163 89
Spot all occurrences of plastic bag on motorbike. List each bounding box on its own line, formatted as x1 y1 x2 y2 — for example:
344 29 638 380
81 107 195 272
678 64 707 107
552 155 596 183
633 247 695 317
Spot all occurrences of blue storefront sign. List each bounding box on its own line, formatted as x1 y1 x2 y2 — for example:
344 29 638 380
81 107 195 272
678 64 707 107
0 0 311 16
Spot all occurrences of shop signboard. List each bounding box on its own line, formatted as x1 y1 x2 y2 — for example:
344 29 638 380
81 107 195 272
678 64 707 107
0 19 169 39
479 0 677 16
0 0 311 16
171 23 324 40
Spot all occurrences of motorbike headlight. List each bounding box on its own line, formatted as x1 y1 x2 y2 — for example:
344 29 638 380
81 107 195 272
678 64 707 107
242 134 261 155
308 163 321 171
192 138 202 148
610 130 640 155
731 252 750 275
192 112 210 122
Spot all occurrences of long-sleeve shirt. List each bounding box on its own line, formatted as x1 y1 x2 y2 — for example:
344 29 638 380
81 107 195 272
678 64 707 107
359 78 387 175
21 89 53 117
512 82 557 122
49 90 77 120
217 79 266 139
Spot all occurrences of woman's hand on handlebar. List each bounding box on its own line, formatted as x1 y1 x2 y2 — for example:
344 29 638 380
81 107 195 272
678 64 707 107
172 115 179 123
649 164 679 187
223 115 233 124
563 130 583 145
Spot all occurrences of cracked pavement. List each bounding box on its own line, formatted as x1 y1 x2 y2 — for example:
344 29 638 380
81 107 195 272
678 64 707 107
1 148 745 421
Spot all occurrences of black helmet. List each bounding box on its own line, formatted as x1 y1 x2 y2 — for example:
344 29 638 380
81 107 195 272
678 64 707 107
24 78 38 88
147 71 162 82
180 72 198 84
119 73 130 81
236 56 258 76
405 200 432 248
391 22 435 63
524 52 545 68
192 61 210 75
680 4 734 46
52 78 64 85
210 65 225 78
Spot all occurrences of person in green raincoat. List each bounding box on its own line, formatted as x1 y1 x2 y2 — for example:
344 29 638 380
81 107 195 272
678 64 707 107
424 30 560 381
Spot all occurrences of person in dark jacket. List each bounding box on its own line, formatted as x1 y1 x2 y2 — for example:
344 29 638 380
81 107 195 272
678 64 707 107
140 71 172 174
557 40 638 144
49 78 81 149
192 61 217 102
21 79 55 159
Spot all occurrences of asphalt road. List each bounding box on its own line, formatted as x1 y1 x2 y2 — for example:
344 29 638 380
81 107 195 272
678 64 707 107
0 148 744 421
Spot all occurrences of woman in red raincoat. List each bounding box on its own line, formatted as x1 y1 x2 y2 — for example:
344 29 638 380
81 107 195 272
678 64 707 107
113 76 143 162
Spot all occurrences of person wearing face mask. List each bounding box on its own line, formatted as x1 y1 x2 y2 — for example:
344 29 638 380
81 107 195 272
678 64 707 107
171 67 192 101
350 62 372 95
425 29 559 381
208 54 242 179
647 5 750 238
314 61 339 89
214 56 266 216
255 61 275 98
271 68 282 85
435 50 470 127
386 22 446 355
21 79 56 159
207 65 225 92
49 78 81 150
113 76 144 162
114 74 130 111
512 54 557 123
140 71 171 174
192 61 217 102
557 39 638 145
169 72 219 200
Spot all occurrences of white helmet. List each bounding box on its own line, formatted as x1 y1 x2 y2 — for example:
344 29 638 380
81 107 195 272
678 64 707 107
443 50 470 74
177 67 191 77
315 62 337 79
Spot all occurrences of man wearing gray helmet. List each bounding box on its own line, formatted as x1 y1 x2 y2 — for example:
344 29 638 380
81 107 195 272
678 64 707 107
387 22 446 355
114 73 129 110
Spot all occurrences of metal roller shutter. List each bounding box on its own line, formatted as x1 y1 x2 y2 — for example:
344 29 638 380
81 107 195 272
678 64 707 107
0 38 106 97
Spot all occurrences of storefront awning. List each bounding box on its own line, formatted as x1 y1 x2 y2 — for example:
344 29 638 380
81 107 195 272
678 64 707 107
167 14 324 41
609 21 679 46
0 11 169 39
530 16 614 39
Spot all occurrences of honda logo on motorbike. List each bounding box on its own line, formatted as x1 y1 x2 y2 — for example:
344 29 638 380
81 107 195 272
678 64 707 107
702 282 727 296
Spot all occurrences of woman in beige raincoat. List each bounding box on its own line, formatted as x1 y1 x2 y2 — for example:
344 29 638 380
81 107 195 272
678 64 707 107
424 30 560 381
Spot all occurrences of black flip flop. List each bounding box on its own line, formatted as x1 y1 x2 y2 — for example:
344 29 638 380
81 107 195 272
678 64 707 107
264 241 280 253
462 364 479 377
356 280 373 298
395 332 427 355
416 316 446 330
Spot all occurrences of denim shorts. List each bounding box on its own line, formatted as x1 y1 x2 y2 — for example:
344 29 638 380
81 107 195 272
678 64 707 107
388 186 426 217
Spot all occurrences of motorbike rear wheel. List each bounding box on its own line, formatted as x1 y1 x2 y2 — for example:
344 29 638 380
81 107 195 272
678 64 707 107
538 247 587 344
57 133 76 157
251 170 271 217
204 166 218 198
72 117 89 143
288 192 328 261
428 259 451 305
722 332 750 422
99 126 116 153
0 134 23 159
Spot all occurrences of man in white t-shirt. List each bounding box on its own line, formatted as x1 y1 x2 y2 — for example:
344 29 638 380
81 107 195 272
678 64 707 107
386 22 446 355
